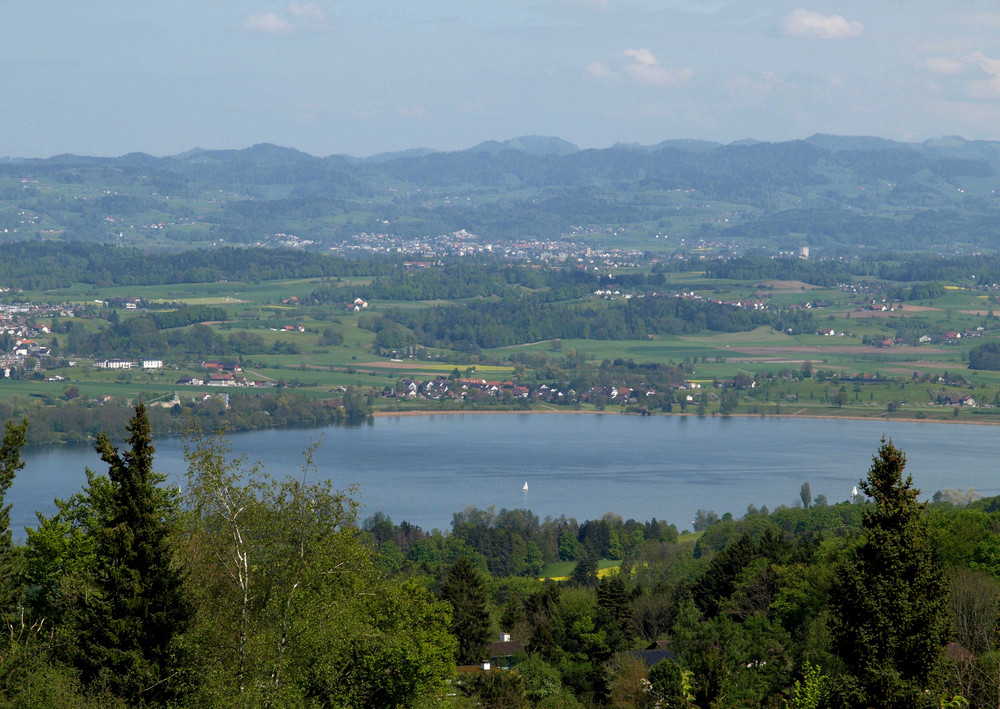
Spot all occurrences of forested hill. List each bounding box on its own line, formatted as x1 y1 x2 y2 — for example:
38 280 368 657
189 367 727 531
4 134 1000 252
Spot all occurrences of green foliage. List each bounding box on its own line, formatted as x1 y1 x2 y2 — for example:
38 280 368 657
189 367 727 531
0 420 27 610
78 404 192 704
968 341 1000 370
649 659 696 708
0 391 357 448
380 295 815 351
569 554 598 588
783 661 826 709
0 242 388 290
829 439 949 708
516 654 564 704
441 556 493 665
3 405 998 707
182 426 456 706
462 669 527 709
949 568 999 656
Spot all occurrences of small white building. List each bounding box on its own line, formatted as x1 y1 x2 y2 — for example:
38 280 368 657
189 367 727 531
94 359 133 369
142 359 164 369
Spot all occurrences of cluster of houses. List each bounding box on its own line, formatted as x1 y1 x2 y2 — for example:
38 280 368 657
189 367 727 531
0 301 78 377
661 291 768 310
89 357 275 390
282 295 369 312
871 327 984 348
939 392 978 408
93 358 163 370
385 378 710 405
707 296 768 310
0 338 52 378
175 361 272 388
388 378 531 402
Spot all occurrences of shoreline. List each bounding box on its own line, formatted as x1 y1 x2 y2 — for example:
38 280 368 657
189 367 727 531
373 407 1000 427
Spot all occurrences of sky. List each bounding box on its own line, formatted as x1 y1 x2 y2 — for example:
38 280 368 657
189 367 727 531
4 0 1000 158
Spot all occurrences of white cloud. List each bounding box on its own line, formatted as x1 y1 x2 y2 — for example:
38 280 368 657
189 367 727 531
585 61 613 79
289 3 330 32
958 13 1000 28
921 51 1000 98
622 48 692 87
242 12 294 35
242 4 330 35
349 108 380 120
923 56 966 76
458 99 489 114
396 106 431 119
968 51 1000 98
560 0 613 8
624 48 657 68
585 49 691 88
782 9 863 39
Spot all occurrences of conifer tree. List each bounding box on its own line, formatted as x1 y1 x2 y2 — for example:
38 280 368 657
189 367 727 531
829 438 948 708
596 573 633 645
570 552 599 588
440 556 491 665
0 419 26 610
81 404 191 704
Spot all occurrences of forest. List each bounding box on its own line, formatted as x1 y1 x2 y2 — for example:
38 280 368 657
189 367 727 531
0 408 995 708
364 296 816 353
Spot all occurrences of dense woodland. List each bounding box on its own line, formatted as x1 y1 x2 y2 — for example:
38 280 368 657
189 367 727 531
0 389 371 447
0 243 393 291
365 296 815 352
0 408 996 708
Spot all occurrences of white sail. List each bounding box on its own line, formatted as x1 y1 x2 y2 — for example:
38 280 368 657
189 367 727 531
523 481 529 492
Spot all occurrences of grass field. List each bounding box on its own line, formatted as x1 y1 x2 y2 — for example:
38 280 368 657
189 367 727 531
539 559 622 581
8 267 1000 427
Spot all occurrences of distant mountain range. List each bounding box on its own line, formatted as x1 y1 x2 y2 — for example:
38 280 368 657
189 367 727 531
6 133 1000 164
3 134 1000 253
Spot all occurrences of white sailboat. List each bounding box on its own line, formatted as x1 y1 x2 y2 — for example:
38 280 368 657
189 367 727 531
522 481 529 492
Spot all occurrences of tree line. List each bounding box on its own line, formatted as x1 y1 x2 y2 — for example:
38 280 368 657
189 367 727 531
364 441 994 708
0 242 397 291
0 408 452 707
0 389 370 447
366 296 816 352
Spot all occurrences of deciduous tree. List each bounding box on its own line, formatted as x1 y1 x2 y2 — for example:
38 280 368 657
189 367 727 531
183 427 455 706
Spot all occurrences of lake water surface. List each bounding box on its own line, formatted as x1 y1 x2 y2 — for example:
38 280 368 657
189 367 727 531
12 414 1000 537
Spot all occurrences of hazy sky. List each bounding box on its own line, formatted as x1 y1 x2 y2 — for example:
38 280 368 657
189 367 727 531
4 1 1000 158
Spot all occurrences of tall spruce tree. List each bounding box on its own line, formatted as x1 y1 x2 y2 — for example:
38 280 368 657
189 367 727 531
828 439 948 708
0 419 27 610
440 556 491 665
81 404 191 704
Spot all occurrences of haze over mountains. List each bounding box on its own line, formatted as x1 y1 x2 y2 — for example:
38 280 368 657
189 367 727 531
3 134 1000 254
6 133 1000 164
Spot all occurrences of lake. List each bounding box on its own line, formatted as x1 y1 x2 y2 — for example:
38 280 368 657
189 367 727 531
11 414 1000 538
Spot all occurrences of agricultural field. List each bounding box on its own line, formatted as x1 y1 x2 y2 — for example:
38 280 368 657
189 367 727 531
5 246 1000 444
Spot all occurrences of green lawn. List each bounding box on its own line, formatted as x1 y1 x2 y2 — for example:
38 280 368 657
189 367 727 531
539 559 622 580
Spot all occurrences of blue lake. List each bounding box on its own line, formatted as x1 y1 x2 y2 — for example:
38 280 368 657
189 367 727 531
11 414 1000 537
